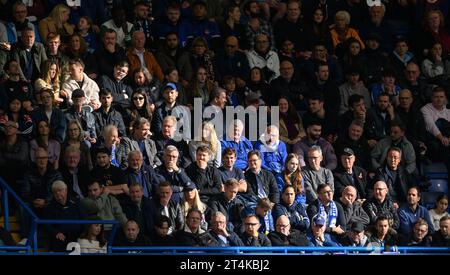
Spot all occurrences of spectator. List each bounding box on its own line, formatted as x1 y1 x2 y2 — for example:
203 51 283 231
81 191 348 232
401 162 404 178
302 6 333 53
61 58 100 109
431 216 450 247
389 37 416 82
120 118 160 169
132 1 156 50
126 31 163 82
398 187 435 239
401 62 431 107
370 69 401 105
149 215 176 246
303 41 344 84
293 120 337 171
187 66 215 108
124 150 163 199
400 218 432 247
243 1 275 51
121 183 156 238
77 218 107 254
6 1 42 44
307 184 346 237
218 5 247 50
362 33 390 86
12 26 47 83
130 69 160 109
428 194 449 230
277 96 306 148
34 59 63 104
359 4 394 53
189 121 222 168
301 146 334 204
421 42 450 81
94 29 127 78
333 147 368 200
114 219 152 248
275 153 306 206
215 35 250 87
240 215 271 247
29 119 61 170
337 94 367 137
302 93 338 141
329 10 365 57
245 150 279 204
371 122 417 175
38 4 74 44
43 180 85 252
419 9 450 57
339 39 367 83
338 221 369 247
189 0 221 50
367 215 399 247
97 125 125 168
59 145 91 200
246 33 280 82
93 88 126 138
337 186 370 230
220 119 253 170
273 186 310 232
208 211 244 246
255 125 287 175
1 60 33 114
338 67 371 115
32 89 66 143
181 182 208 229
101 7 133 48
65 33 98 79
189 36 218 83
306 215 341 247
174 208 215 246
364 93 397 143
363 180 400 231
218 148 247 193
268 215 311 246
43 33 69 80
150 181 185 235
76 16 98 54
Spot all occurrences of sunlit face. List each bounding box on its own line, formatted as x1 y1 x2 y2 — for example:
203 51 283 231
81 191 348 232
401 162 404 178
437 198 448 213
386 150 401 170
318 186 333 204
134 72 146 86
286 157 299 173
124 222 140 241
105 129 119 145
282 187 296 205
184 188 196 201
341 155 355 170
406 188 420 206
129 185 143 203
374 182 388 201
224 185 238 201
162 119 176 138
223 153 236 168
244 216 260 235
49 64 57 79
88 182 103 199
376 219 389 236
134 123 151 140
276 217 291 236
114 66 129 81
132 93 145 108
348 123 363 141
163 88 178 104
186 211 202 231
163 150 178 168
343 188 357 204
196 150 210 164
248 154 261 171
413 224 428 241
308 150 323 171
69 64 83 79
211 215 227 232
47 38 61 53
158 186 173 205
129 153 143 171
100 94 113 108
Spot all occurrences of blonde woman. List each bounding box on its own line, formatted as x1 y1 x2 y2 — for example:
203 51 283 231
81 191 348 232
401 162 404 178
34 60 63 103
189 121 222 168
181 182 208 230
39 4 74 44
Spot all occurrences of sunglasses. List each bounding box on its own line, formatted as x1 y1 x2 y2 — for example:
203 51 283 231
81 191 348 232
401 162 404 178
133 97 145 100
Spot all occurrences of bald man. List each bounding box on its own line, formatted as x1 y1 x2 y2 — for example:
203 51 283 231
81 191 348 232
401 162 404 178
362 181 400 230
268 215 311 246
216 35 250 88
338 186 370 230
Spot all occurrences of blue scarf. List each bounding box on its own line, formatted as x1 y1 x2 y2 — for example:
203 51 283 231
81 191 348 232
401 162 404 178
318 200 338 228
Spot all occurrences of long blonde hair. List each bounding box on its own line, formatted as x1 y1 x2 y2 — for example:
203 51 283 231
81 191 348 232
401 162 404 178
202 122 219 156
41 60 60 92
50 4 70 27
182 188 207 217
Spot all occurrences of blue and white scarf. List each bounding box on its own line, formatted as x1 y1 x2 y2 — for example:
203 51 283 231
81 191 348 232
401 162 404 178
318 200 338 228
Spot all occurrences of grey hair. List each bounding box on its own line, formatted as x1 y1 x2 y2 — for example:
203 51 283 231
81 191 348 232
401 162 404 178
164 145 179 155
102 124 118 139
309 145 323 156
211 211 226 222
128 150 143 161
52 180 67 191
335 10 351 25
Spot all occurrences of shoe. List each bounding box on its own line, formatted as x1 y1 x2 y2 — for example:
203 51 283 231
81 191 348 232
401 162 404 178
18 238 28 246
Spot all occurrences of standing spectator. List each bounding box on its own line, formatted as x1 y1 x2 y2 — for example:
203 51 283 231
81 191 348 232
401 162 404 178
398 187 435 239
273 186 310 232
363 181 400 231
301 146 334 204
428 195 449 231
268 215 311 246
240 215 271 247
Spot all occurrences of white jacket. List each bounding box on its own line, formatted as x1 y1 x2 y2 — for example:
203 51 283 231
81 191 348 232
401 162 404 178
246 50 280 82
62 72 100 106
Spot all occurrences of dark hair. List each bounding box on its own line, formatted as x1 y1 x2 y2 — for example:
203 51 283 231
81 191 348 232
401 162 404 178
222 147 236 157
99 88 113 97
432 86 446 95
317 183 331 193
390 120 406 132
247 150 261 160
315 61 328 72
129 89 152 127
348 94 364 108
196 145 211 155
278 96 301 124
79 216 107 247
68 58 85 68
159 181 172 189
155 215 172 228
307 92 324 102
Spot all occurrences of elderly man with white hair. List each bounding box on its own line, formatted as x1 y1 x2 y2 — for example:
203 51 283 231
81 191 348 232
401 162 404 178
220 119 253 170
268 215 311 246
43 180 85 252
255 125 288 175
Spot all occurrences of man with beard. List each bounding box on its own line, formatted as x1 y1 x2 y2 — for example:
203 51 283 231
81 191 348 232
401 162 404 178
364 92 397 145
243 0 275 51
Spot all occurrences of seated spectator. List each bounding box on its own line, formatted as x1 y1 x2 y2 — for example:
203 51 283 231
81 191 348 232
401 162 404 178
98 60 133 114
114 220 152 248
421 87 450 175
124 151 163 199
150 182 184 235
362 33 390 86
374 147 412 206
77 219 107 254
419 10 450 58
38 4 74 44
32 89 66 143
100 7 133 48
301 146 334 204
339 39 368 82
337 94 367 137
93 88 126 138
293 120 337 170
189 1 221 51
59 146 91 200
97 125 125 168
1 60 33 115
273 186 310 232
240 215 271 247
126 31 163 82
149 215 176 246
189 36 218 83
208 211 244 247
275 153 306 206
399 218 432 247
81 179 127 233
335 121 372 170
130 69 160 109
398 187 435 239
246 33 280 82
153 116 191 168
329 10 365 58
94 29 127 78
61 58 100 109
337 186 370 230
174 208 215 247
64 89 97 147
218 148 247 193
338 67 371 115
428 194 449 230
364 93 397 143
132 1 156 51
65 33 98 79
254 125 287 175
43 33 69 81
363 181 400 231
302 93 338 141
215 35 250 87
277 96 306 149
333 148 368 201
189 121 222 168
303 42 344 85
124 89 154 135
181 182 208 230
34 60 63 104
120 118 160 169
245 150 280 204
220 119 253 170
30 119 61 170
421 42 450 82
359 4 394 54
208 178 245 232
187 66 216 108
307 184 346 237
5 2 42 44
370 69 401 105
185 146 222 203
431 216 450 247
389 37 416 82
154 146 192 203
245 67 270 107
367 215 399 247
338 221 369 247
43 180 85 252
371 122 417 175
306 215 341 247
121 183 156 238
268 215 311 247
91 147 128 199
60 119 93 173
401 62 431 107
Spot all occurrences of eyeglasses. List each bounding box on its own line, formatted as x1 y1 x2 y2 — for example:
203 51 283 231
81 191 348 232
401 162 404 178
133 97 145 101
